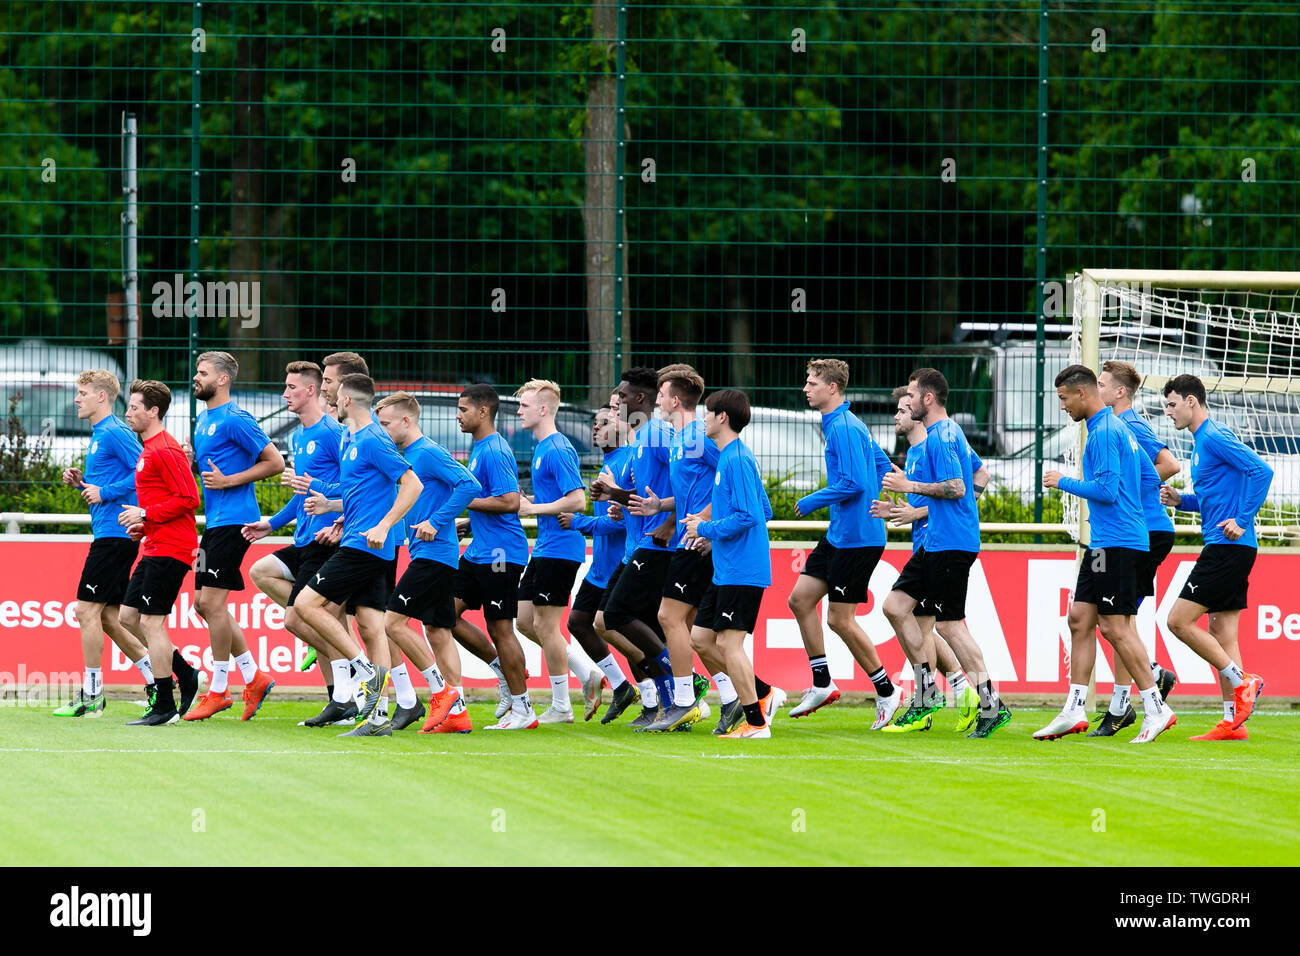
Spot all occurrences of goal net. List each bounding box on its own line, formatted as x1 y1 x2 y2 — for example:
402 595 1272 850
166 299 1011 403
1066 270 1300 543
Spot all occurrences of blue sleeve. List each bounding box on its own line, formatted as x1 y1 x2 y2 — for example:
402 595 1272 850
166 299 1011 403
268 496 299 531
699 459 762 541
309 477 342 499
427 456 482 527
1127 415 1167 462
874 441 891 482
1178 492 1200 513
572 513 622 535
761 482 774 521
796 422 864 513
549 443 584 495
99 430 142 502
234 412 272 458
1056 429 1121 504
703 438 721 469
483 446 519 497
1211 432 1274 526
370 437 414 484
970 449 985 473
928 431 964 483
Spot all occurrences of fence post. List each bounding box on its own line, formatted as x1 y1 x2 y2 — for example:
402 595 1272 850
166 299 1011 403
1032 0 1050 534
613 3 627 380
188 1 203 424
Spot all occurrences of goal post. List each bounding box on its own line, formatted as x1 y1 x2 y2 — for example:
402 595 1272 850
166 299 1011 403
1068 269 1300 543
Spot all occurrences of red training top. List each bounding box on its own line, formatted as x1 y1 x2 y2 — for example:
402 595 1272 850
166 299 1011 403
134 429 200 563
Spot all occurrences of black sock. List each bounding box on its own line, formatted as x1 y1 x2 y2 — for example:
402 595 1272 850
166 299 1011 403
742 702 766 727
810 656 830 688
326 684 334 700
754 675 772 698
155 676 176 712
918 662 936 705
868 667 894 698
171 648 194 677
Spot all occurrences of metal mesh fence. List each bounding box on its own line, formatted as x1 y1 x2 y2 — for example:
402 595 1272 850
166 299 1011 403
3 1 1300 532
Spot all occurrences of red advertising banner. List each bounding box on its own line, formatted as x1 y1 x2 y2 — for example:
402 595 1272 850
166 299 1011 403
2 538 1296 696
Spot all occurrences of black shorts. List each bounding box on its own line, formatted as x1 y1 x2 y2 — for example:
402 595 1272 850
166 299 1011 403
572 578 605 616
660 549 713 607
1180 544 1257 613
122 556 191 615
891 547 978 622
274 542 338 606
1073 546 1143 616
518 557 581 607
1137 531 1175 600
802 540 883 605
388 558 457 629
596 564 624 614
348 557 398 615
696 584 764 634
77 537 138 605
601 548 673 632
307 546 393 611
194 524 252 592
455 557 525 621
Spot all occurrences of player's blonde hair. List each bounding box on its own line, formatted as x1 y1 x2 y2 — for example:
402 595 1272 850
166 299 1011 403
1101 359 1141 397
807 358 849 393
516 378 561 413
76 369 121 402
374 391 421 418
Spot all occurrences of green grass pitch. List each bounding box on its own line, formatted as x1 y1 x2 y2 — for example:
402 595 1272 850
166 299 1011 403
2 700 1296 866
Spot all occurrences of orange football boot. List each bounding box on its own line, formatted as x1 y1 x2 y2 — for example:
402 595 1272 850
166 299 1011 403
240 670 275 720
1190 720 1249 741
183 690 233 721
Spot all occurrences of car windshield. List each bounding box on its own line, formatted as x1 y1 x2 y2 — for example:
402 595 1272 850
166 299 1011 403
744 418 826 486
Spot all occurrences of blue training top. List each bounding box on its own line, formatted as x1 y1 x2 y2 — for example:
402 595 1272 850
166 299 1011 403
1176 417 1274 548
796 401 892 548
84 415 141 540
1057 407 1149 551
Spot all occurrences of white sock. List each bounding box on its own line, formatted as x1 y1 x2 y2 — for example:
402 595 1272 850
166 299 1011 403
1149 661 1161 680
1223 699 1235 722
1108 686 1131 717
210 660 230 694
233 651 257 683
390 664 417 708
420 664 446 693
1065 682 1088 716
713 672 738 705
1138 686 1163 718
549 674 571 710
637 679 658 708
947 670 968 695
1219 663 1244 688
450 687 467 714
672 675 694 707
85 668 102 697
133 656 154 685
566 646 593 684
370 694 389 725
594 654 626 689
510 692 533 717
350 655 375 683
488 658 506 682
330 660 352 703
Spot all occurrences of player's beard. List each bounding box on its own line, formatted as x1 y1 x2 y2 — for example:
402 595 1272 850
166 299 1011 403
194 382 217 401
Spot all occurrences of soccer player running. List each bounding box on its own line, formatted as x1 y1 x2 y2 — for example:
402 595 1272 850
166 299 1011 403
182 352 283 721
1037 365 1177 744
513 379 592 724
561 405 642 720
592 367 679 728
374 393 482 733
115 381 203 726
242 361 353 727
55 370 153 717
871 385 983 733
881 368 1010 738
451 384 536 731
787 359 902 729
292 373 423 737
637 364 719 733
1159 374 1270 740
1091 360 1180 735
684 389 775 739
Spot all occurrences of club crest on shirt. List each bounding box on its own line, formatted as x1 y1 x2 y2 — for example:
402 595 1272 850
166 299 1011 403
348 447 358 460
136 459 145 471
207 423 216 436
307 440 316 454
715 472 721 485
90 441 99 454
